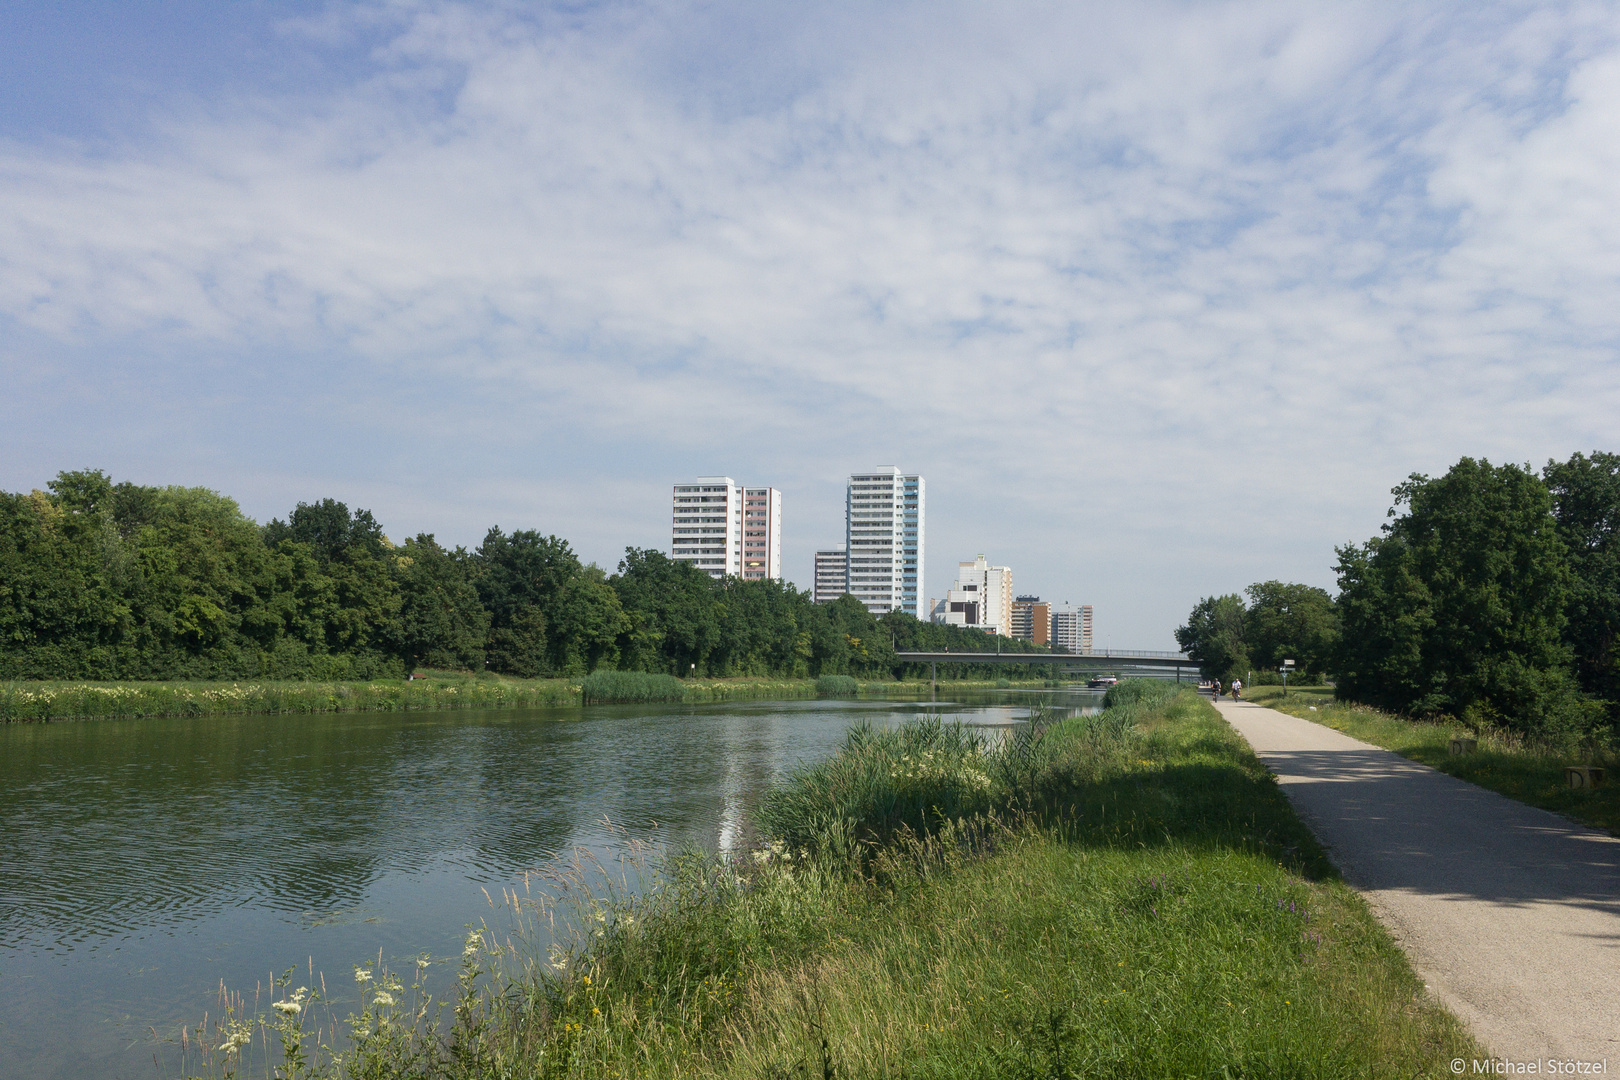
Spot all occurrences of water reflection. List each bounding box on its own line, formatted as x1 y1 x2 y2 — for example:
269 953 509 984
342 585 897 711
0 690 1101 1080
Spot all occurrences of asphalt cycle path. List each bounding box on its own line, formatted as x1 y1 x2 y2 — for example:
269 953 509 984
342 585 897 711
1214 697 1620 1067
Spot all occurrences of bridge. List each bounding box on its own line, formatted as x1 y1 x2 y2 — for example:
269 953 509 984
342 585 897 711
895 649 1199 685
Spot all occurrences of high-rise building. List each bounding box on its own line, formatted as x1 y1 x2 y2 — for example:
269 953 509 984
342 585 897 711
1010 595 1051 646
931 555 1014 636
813 546 849 603
741 487 782 581
1051 605 1094 653
671 477 781 579
845 468 925 616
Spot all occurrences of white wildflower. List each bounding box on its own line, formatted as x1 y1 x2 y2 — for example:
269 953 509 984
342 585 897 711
373 991 396 1007
355 969 374 983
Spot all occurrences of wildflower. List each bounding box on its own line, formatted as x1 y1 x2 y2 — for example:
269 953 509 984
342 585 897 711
592 1007 601 1017
273 1000 301 1015
374 992 396 1007
355 969 374 983
582 975 591 987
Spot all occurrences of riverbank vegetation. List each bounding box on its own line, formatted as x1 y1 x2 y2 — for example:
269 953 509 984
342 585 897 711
0 672 578 722
1247 685 1620 836
2 469 1052 684
179 684 1475 1078
0 673 1057 721
1178 451 1620 742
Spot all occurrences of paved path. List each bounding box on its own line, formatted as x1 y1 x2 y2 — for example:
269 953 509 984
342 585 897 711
1214 698 1620 1064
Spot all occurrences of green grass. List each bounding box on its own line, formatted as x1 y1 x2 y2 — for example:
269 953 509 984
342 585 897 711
0 675 1074 722
184 684 1477 1079
0 671 580 721
1247 684 1620 836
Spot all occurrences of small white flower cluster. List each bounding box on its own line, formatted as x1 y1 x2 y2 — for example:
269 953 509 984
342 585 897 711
751 840 810 866
887 749 992 790
217 1019 253 1054
272 986 308 1016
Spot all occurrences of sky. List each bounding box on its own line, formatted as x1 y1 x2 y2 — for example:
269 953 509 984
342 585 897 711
3 0 1618 649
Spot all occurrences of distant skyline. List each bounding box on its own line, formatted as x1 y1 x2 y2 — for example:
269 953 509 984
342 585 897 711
4 2 1618 649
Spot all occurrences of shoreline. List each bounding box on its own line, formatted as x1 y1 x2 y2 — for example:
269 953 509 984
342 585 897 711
0 675 1060 723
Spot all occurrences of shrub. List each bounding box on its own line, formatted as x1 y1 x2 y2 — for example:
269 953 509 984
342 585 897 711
757 718 997 856
580 670 687 704
1102 678 1181 711
814 674 859 696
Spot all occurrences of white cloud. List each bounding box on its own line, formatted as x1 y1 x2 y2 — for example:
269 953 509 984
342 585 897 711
3 0 1618 643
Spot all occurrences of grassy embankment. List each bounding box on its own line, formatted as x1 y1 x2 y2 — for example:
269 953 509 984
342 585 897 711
0 673 1054 721
1247 684 1620 836
182 683 1476 1079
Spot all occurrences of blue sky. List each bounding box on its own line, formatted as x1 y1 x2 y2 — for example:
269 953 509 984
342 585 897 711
4 0 1618 648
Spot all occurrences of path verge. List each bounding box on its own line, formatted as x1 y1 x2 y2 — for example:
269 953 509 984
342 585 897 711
1217 697 1620 1065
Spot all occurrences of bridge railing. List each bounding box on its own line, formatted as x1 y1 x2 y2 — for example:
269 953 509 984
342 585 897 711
1051 648 1190 660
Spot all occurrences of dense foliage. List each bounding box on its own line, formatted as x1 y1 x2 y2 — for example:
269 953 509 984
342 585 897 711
1175 582 1337 685
1 470 1046 682
1180 452 1620 738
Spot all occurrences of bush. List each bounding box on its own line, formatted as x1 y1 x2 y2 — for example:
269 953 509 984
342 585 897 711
580 670 687 704
757 718 996 856
814 674 859 696
1102 678 1181 711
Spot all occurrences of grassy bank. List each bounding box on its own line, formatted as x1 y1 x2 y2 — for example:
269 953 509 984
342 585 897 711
1 674 1062 721
183 684 1476 1079
1247 685 1620 836
0 672 581 722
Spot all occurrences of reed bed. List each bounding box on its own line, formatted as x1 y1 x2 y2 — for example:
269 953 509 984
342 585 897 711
813 673 860 696
178 682 1477 1079
579 670 688 703
0 675 579 722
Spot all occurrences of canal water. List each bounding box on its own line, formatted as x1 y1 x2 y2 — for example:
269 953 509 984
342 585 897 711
0 690 1100 1080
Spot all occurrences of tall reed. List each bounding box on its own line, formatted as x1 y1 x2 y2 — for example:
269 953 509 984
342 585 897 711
580 670 688 704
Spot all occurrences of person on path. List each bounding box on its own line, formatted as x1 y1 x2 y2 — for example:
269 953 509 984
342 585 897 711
1212 679 1222 700
1231 679 1242 700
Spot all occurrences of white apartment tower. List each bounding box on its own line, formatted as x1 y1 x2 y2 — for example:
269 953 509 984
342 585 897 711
814 546 849 604
1051 605 1094 653
671 477 781 580
845 469 925 616
930 555 1014 636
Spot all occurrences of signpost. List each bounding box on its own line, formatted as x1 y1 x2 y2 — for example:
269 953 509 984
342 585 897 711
1280 659 1294 697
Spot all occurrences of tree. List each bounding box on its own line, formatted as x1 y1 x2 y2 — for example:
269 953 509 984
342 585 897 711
551 566 631 675
1335 458 1582 735
1543 451 1620 711
474 528 582 676
395 535 489 671
609 548 720 675
1243 580 1337 678
1175 594 1249 681
263 499 386 565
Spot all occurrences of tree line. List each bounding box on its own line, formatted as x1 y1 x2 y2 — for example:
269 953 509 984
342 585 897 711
1177 452 1620 738
0 470 1051 682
